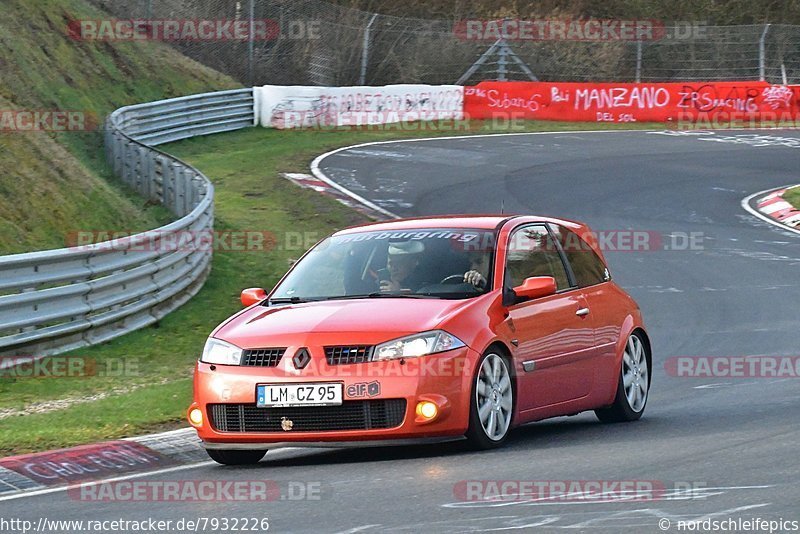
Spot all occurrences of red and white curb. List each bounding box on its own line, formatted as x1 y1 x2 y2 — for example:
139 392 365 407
755 187 800 227
0 428 207 499
742 185 800 235
281 173 393 220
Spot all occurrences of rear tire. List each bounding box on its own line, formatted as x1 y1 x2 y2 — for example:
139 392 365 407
206 449 267 465
465 350 514 450
595 331 650 423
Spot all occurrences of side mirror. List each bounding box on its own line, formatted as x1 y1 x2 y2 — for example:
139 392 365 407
241 287 267 307
511 276 557 303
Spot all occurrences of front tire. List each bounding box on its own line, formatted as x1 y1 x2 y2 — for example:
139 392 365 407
595 331 650 423
206 449 267 465
465 351 514 449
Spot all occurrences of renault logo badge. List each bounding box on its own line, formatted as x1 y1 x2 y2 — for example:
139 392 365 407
293 348 311 370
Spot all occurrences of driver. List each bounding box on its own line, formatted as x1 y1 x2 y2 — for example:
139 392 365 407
378 241 425 292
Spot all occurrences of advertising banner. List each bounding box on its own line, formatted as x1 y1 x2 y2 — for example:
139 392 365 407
255 84 464 129
464 81 800 125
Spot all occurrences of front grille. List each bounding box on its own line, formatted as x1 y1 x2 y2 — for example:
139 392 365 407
208 400 406 432
325 345 374 365
241 348 286 367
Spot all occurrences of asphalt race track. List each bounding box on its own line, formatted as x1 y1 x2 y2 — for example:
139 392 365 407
5 130 800 532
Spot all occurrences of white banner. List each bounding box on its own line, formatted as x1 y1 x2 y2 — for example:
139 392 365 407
254 84 464 129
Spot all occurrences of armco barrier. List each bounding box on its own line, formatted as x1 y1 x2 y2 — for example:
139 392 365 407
0 89 254 359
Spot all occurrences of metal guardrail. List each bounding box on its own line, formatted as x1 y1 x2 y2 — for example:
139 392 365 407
0 88 254 359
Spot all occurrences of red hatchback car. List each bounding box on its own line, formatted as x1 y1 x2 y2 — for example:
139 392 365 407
188 215 651 465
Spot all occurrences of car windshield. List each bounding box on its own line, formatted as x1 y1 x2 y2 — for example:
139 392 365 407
270 227 496 301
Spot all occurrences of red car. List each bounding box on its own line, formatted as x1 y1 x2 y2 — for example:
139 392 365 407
188 215 651 465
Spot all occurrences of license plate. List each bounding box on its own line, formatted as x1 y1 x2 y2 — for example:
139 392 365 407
257 383 342 408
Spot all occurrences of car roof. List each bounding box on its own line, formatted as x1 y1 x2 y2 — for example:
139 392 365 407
334 214 586 235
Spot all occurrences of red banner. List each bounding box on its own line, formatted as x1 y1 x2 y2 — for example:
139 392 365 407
464 81 800 126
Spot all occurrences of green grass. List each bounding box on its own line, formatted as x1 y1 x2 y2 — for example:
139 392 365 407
784 187 800 209
0 0 238 254
0 381 192 453
0 120 664 454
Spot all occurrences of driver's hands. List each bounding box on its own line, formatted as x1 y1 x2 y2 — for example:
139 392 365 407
464 270 486 289
380 279 401 292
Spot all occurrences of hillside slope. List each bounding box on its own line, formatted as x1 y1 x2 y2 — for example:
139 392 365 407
330 0 800 24
0 0 239 254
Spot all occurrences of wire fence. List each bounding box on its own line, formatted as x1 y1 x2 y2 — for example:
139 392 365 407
85 0 800 86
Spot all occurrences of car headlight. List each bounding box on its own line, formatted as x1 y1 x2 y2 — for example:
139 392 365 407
201 338 243 365
374 330 466 361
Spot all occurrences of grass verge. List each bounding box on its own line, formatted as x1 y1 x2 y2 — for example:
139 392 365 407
0 120 662 454
784 187 800 209
0 0 238 254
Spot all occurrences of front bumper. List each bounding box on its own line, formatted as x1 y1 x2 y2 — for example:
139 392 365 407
202 437 464 450
189 346 478 446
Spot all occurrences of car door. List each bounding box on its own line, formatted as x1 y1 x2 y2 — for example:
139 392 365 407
548 223 620 378
504 224 597 412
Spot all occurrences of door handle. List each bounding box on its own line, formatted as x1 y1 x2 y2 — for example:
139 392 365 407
576 307 590 317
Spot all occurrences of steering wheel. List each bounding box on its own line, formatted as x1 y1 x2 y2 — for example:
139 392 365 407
440 274 466 285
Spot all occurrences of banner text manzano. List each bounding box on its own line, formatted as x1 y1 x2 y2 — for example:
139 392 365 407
464 81 800 124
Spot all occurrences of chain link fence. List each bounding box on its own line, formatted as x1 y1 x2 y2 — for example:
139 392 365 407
86 0 800 86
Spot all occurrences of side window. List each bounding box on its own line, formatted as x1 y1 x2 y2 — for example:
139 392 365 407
550 224 609 287
505 225 571 290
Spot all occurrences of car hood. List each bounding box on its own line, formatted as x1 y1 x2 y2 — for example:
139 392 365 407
213 298 475 348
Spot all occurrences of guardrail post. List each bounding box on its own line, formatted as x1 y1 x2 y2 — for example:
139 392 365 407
155 155 166 204
135 145 148 194
164 161 175 211
175 167 187 216
110 130 122 175
80 254 93 348
140 150 152 201
186 171 195 216
122 141 133 185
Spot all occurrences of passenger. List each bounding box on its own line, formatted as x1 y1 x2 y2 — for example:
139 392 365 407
378 241 425 292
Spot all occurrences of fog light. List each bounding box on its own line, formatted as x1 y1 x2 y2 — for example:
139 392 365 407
188 408 203 427
416 401 438 420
